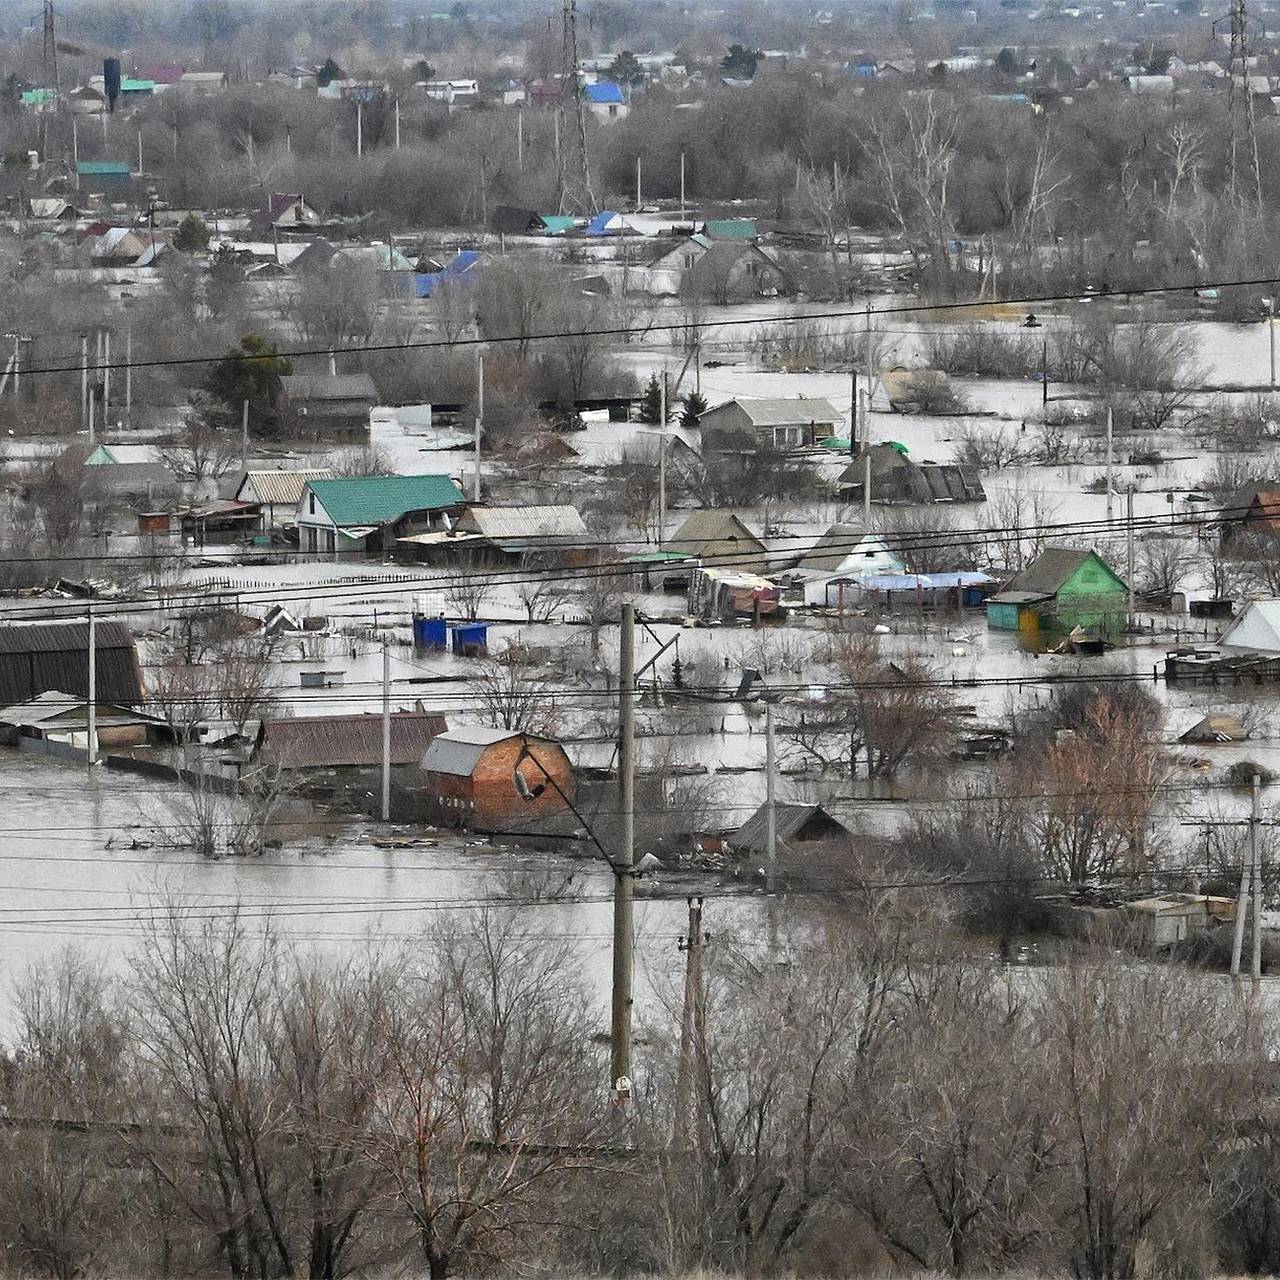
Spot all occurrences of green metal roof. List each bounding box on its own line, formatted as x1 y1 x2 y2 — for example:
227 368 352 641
623 550 693 563
77 161 130 176
21 89 57 105
703 218 757 240
540 215 575 235
85 444 119 465
120 78 156 92
306 474 464 526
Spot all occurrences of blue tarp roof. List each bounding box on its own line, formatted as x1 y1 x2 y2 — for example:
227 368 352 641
413 250 480 297
585 81 625 104
585 210 618 236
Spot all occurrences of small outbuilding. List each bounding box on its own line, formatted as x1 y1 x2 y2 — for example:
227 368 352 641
698 396 842 452
0 621 144 707
986 547 1127 636
730 802 851 855
277 373 378 438
1219 600 1280 657
669 511 768 572
420 726 575 829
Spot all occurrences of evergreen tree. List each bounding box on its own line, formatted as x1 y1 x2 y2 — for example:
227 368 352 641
204 335 293 436
607 51 644 86
680 391 707 428
173 212 211 252
639 373 664 424
316 57 344 88
720 44 763 79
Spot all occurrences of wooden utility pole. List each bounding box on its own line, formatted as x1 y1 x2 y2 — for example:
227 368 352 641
1233 793 1254 982
80 333 88 428
657 437 666 549
765 701 777 892
611 601 636 1096
473 352 484 502
381 637 392 821
356 100 363 157
124 327 132 424
102 330 110 423
863 450 871 526
241 399 249 470
850 367 858 455
394 99 401 149
679 151 686 219
675 896 707 1147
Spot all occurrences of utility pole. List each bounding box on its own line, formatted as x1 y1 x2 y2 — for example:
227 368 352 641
381 637 392 821
1126 485 1135 630
863 450 872 526
10 335 19 400
1041 336 1048 407
1105 405 1114 524
87 380 95 444
86 604 97 768
394 99 401 149
679 151 686 220
124 327 132 424
80 333 88 428
356 99 363 157
517 110 523 169
850 367 858 455
611 601 636 1096
473 352 484 502
72 117 79 188
241 399 249 470
635 154 642 208
657 437 666 549
694 341 701 396
1270 298 1276 390
764 701 777 892
1233 791 1255 982
1252 773 1263 986
675 896 706 1149
102 330 110 424
137 129 143 176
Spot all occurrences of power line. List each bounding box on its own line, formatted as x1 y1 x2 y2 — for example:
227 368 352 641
10 271 1280 382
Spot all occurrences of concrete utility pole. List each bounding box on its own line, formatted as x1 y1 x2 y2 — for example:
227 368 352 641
473 352 484 502
124 327 132 423
611 601 636 1096
1126 485 1135 630
679 151 686 219
849 367 858 456
86 604 97 768
80 333 88 428
635 154 641 208
137 129 143 175
657 436 666 549
10 335 19 399
241 399 249 470
1270 298 1276 390
863 450 872 526
517 110 523 169
381 638 392 821
764 701 777 892
102 330 110 422
87 380 95 444
72 117 79 187
356 99 363 157
1105 405 1114 524
1233 812 1253 980
1252 773 1263 986
394 99 401 149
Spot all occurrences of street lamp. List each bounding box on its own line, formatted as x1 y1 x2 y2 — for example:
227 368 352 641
1023 313 1047 405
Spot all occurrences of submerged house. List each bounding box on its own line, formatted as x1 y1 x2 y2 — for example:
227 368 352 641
1219 600 1280 656
698 397 841 452
0 622 144 707
233 469 334 528
986 547 1128 636
296 474 466 557
838 443 986 504
669 511 768 573
730 802 851 855
277 374 379 438
0 690 171 754
420 727 575 830
783 522 904 607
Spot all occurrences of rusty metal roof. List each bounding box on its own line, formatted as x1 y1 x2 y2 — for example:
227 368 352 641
257 711 447 769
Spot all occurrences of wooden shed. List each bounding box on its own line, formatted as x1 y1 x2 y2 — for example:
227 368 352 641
420 726 574 830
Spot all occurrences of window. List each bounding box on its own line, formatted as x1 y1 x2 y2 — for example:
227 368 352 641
308 493 316 514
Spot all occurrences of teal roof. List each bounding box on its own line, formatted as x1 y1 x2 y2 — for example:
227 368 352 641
703 218 756 240
77 161 130 177
624 550 693 563
121 78 156 92
21 89 57 105
307 474 464 525
540 215 575 235
85 444 119 465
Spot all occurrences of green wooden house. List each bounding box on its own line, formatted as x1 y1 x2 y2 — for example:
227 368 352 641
986 547 1127 636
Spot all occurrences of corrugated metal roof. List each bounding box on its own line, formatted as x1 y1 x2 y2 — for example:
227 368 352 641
460 505 587 541
585 81 625 104
703 218 757 240
0 621 142 707
669 511 766 566
707 396 841 427
258 711 447 769
238 469 334 506
798 522 872 573
422 726 520 776
281 374 378 402
1003 547 1119 596
306 474 465 526
0 690 167 729
77 161 130 176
